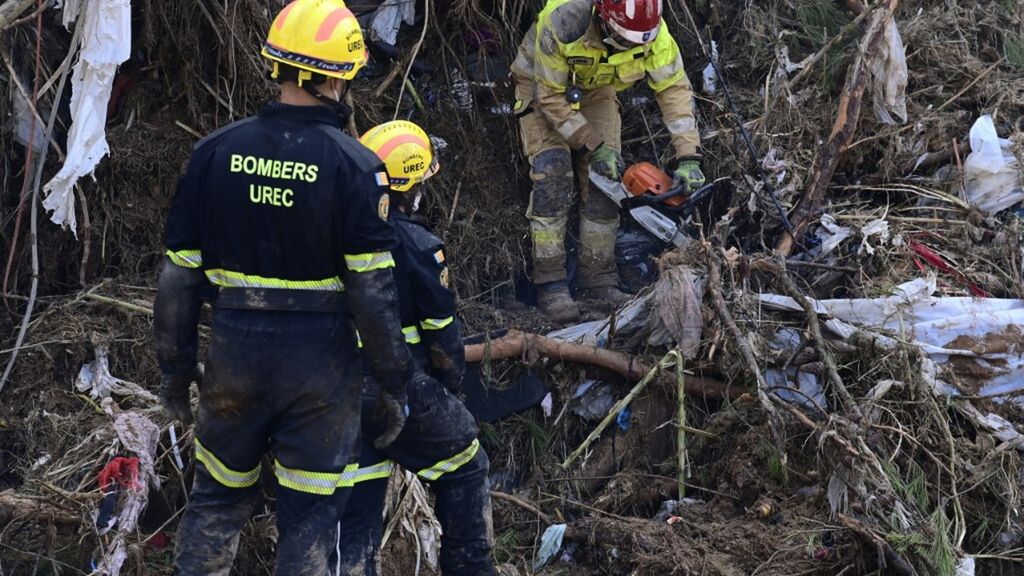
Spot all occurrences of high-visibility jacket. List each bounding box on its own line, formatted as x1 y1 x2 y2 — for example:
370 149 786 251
512 0 700 158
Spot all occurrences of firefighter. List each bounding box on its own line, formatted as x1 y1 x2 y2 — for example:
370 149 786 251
154 2 414 574
335 121 494 576
512 0 704 322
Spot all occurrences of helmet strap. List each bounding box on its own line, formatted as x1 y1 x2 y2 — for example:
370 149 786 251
302 81 353 125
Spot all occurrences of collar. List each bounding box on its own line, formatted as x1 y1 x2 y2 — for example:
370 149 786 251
258 102 343 128
582 19 605 50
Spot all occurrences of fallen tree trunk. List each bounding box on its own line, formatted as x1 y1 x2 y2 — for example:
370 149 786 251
776 0 900 256
0 489 81 527
464 329 735 398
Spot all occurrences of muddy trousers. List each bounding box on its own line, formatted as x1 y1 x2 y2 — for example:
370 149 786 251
174 310 362 576
518 86 622 288
335 377 493 576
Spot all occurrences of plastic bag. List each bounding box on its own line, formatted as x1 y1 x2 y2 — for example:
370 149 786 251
964 115 1024 215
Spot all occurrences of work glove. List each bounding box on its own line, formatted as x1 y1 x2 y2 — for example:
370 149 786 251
673 157 706 193
160 364 201 425
372 387 409 449
588 144 624 180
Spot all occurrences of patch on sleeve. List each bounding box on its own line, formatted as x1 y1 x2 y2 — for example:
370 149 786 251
433 250 445 264
439 267 450 288
377 194 390 221
374 171 390 187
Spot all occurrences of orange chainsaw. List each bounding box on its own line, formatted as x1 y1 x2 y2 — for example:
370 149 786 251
589 162 715 247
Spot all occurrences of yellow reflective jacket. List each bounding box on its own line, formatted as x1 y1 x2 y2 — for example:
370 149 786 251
512 0 700 158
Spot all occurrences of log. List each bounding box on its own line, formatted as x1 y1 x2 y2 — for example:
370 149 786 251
464 329 734 399
776 0 900 256
0 489 81 527
0 0 34 31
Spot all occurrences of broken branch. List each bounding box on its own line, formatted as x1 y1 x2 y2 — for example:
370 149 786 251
0 0 34 31
776 0 900 256
773 257 861 418
463 329 733 398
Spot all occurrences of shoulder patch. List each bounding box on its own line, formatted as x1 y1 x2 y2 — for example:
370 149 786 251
439 267 450 288
377 194 390 220
549 0 592 44
433 249 445 264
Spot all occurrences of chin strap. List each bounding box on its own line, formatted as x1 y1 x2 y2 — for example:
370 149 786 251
301 82 353 126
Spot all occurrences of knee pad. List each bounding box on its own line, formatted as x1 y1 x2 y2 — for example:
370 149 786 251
529 148 574 218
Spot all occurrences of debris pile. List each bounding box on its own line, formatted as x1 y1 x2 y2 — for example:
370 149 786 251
1 0 1023 574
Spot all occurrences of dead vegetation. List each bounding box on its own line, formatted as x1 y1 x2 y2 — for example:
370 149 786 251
1 0 1023 574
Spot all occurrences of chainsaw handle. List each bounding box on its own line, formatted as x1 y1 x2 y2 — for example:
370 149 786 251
621 183 716 213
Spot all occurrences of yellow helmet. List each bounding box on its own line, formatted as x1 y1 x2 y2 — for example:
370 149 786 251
359 121 440 193
262 0 368 83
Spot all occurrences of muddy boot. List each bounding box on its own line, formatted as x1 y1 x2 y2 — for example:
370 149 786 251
537 282 580 323
577 286 631 308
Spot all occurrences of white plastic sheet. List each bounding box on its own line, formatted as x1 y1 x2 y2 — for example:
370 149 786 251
963 115 1024 215
759 276 1024 399
42 0 131 236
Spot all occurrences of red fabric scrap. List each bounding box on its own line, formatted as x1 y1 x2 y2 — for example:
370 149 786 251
98 456 141 494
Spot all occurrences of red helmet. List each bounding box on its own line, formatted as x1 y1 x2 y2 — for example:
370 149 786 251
596 0 662 45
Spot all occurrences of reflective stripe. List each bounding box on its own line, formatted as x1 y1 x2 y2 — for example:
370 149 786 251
205 268 344 291
420 317 454 331
417 439 480 481
275 460 346 495
403 325 422 344
344 251 396 273
339 460 395 486
647 54 686 93
556 114 588 141
534 58 570 90
167 249 203 269
665 117 696 136
195 439 260 488
356 327 419 346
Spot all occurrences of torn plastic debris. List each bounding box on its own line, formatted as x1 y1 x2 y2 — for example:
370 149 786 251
615 405 632 431
759 275 1024 402
43 0 132 237
870 19 908 124
963 115 1024 215
701 41 719 94
858 218 890 255
766 368 825 414
11 83 46 152
368 0 415 46
547 292 651 347
75 344 158 402
569 380 615 421
533 524 567 570
815 214 853 256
